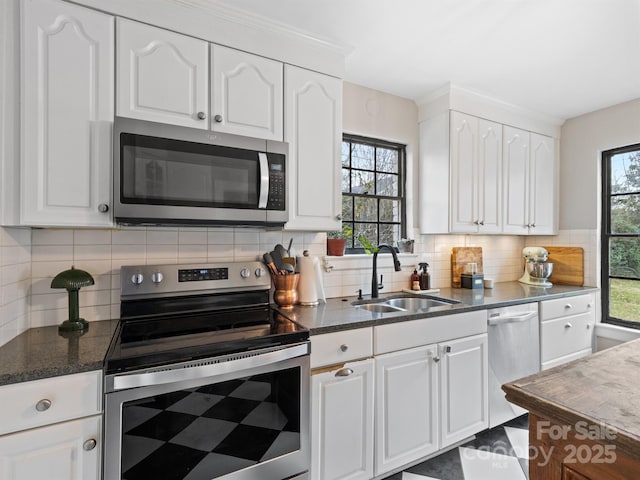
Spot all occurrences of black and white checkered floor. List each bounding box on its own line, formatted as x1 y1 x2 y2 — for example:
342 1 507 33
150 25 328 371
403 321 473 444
382 415 529 480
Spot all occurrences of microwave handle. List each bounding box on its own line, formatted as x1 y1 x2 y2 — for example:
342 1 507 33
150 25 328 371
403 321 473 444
258 152 269 209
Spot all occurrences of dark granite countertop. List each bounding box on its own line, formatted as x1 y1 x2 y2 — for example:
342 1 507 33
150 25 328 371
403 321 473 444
281 281 599 334
0 281 597 387
0 319 118 387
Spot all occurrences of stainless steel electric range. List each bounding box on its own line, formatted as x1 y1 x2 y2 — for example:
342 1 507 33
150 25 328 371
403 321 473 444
103 261 310 480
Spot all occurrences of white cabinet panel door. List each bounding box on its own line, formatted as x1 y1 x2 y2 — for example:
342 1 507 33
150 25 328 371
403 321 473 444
502 126 530 234
449 111 478 233
21 0 113 226
440 334 489 448
211 45 283 140
374 345 439 476
311 359 374 480
284 65 342 231
0 415 101 480
477 118 502 233
529 133 556 234
117 18 208 128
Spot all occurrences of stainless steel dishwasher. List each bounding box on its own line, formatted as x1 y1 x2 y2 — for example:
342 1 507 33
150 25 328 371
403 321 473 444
487 302 539 428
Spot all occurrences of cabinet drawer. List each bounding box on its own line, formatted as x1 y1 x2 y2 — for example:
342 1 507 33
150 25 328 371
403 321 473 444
541 312 594 363
540 294 595 321
0 371 102 436
311 328 373 369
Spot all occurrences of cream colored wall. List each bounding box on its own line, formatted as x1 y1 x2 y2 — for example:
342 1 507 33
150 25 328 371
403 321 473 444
560 98 640 230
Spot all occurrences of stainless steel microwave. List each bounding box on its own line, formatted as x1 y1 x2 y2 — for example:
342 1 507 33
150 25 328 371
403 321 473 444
113 117 288 226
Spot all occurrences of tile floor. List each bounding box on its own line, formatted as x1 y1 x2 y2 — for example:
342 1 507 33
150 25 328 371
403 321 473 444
382 415 529 480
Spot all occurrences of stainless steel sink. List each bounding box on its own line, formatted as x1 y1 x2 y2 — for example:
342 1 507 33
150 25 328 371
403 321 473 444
353 294 458 315
385 297 451 311
355 303 406 313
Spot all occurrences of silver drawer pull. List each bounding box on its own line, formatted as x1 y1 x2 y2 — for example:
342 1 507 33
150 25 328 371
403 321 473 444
335 368 353 377
35 399 51 412
564 303 573 309
83 439 97 451
564 322 573 329
340 344 349 352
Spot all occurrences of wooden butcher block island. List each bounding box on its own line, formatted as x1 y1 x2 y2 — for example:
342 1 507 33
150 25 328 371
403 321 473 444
503 338 640 480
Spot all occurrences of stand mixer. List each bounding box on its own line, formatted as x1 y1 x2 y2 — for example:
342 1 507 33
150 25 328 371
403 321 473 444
518 246 553 287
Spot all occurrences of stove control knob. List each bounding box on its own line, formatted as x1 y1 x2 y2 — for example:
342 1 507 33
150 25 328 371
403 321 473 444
255 267 265 278
131 273 144 285
240 268 251 279
151 272 164 284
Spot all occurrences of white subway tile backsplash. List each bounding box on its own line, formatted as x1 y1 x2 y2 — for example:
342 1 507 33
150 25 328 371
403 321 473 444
31 228 73 245
74 229 111 245
207 229 234 244
112 244 146 260
147 229 179 245
112 229 146 245
31 245 73 262
178 230 207 245
146 244 178 261
73 244 112 261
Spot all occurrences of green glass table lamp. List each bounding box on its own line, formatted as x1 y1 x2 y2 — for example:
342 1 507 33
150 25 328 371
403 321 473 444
51 266 95 332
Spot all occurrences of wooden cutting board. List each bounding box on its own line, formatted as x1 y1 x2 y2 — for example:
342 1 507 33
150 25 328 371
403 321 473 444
543 246 584 286
451 247 483 288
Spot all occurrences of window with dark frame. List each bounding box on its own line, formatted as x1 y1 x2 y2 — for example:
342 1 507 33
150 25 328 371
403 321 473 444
602 144 640 328
341 134 406 253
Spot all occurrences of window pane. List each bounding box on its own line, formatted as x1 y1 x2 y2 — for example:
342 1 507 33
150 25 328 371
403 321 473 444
377 148 398 173
341 142 351 167
380 199 400 222
377 173 398 196
611 151 640 194
354 223 377 248
354 197 377 222
610 279 640 323
609 237 640 278
352 144 374 170
342 196 353 221
342 168 350 193
379 224 399 245
352 170 375 195
611 194 640 234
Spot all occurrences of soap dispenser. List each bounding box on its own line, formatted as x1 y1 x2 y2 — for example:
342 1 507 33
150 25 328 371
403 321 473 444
418 262 430 290
410 269 420 290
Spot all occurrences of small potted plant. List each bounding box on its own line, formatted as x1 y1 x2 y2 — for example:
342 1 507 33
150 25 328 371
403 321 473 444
326 224 352 256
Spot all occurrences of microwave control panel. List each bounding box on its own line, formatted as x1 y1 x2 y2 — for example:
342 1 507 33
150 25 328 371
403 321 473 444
267 155 286 210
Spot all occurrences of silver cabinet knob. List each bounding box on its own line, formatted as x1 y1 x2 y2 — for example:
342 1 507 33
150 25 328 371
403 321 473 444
340 344 348 352
131 273 144 285
97 203 109 213
151 272 163 284
214 114 223 123
433 356 440 363
586 323 592 329
565 303 573 309
335 214 342 220
197 111 207 120
83 439 97 451
564 322 573 329
35 399 51 412
335 367 354 377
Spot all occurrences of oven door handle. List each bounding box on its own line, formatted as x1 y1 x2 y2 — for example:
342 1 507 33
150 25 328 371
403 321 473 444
110 343 309 391
258 152 269 209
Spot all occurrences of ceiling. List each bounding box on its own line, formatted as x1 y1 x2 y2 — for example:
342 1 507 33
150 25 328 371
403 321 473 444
215 0 640 121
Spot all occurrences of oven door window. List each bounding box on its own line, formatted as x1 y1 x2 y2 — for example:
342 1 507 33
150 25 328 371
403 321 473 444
120 366 301 480
120 134 260 209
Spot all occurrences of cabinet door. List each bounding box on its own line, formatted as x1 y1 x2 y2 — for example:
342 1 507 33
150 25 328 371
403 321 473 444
477 119 502 233
21 0 113 226
529 133 556 234
0 415 101 480
211 45 283 140
311 359 374 480
502 126 530 234
449 112 478 233
440 334 488 448
284 65 342 231
374 345 439 476
116 18 208 128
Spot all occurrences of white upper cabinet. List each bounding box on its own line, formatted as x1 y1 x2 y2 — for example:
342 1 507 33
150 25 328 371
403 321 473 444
449 112 502 234
116 18 209 128
503 126 557 235
21 0 114 226
211 45 283 140
284 65 342 231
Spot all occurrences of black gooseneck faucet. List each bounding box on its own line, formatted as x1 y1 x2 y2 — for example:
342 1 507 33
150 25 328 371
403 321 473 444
371 244 402 298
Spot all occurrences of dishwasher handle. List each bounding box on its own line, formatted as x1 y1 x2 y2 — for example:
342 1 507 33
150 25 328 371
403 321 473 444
488 311 537 326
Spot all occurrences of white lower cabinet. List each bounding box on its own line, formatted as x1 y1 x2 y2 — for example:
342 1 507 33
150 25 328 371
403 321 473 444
311 359 374 480
0 415 101 480
439 334 489 448
374 345 439 475
0 371 103 480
